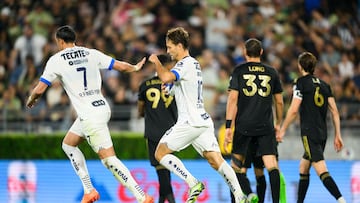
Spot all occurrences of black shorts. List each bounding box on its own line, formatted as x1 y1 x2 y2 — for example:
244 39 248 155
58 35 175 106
232 131 278 164
242 139 264 168
301 135 326 162
147 138 160 166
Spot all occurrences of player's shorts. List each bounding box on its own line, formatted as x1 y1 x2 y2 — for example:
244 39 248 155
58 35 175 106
147 138 160 166
243 139 264 169
69 112 113 153
232 131 277 159
301 135 326 162
159 122 220 156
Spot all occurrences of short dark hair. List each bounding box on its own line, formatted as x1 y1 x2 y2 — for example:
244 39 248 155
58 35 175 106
157 54 172 65
245 38 262 57
298 52 317 74
166 27 190 49
56 25 76 43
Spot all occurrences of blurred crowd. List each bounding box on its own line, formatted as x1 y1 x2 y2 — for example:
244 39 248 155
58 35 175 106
0 0 360 132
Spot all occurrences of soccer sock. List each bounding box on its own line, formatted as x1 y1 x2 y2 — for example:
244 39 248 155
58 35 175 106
159 154 198 187
237 172 252 195
218 161 245 199
268 168 280 203
280 172 287 203
297 173 310 203
256 175 266 203
62 143 94 194
320 172 343 200
156 167 174 202
101 156 146 202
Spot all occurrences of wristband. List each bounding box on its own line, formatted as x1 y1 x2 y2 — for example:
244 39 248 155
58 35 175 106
225 120 232 128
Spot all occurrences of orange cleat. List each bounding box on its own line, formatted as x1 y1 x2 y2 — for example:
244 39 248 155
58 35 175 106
81 189 100 203
143 194 154 203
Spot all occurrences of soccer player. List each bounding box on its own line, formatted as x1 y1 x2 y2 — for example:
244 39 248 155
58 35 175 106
26 25 154 203
138 54 177 203
277 52 346 203
224 38 283 203
148 27 247 203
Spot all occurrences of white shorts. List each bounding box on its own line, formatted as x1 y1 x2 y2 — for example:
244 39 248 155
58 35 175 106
160 122 220 156
69 112 113 153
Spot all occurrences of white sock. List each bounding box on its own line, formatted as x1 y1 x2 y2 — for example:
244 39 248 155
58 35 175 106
218 161 245 199
159 154 198 187
62 143 94 194
102 156 146 202
337 196 346 203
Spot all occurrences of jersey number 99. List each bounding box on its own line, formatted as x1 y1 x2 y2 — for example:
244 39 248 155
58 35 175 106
146 88 173 108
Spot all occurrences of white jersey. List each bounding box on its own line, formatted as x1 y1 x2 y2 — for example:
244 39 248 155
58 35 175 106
171 56 213 127
40 46 114 119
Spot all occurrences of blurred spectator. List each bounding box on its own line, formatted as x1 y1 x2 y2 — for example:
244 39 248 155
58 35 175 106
205 7 232 53
25 1 54 38
198 49 219 116
16 55 39 102
338 51 355 80
0 85 22 121
9 24 47 84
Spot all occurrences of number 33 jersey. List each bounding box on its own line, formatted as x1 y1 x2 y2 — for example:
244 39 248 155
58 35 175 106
40 46 114 119
229 62 283 136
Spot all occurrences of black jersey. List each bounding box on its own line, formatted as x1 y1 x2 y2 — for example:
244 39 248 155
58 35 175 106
138 76 177 142
229 62 283 136
293 75 332 140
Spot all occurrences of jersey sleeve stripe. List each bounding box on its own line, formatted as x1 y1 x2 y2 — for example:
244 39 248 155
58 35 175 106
108 58 115 70
39 77 51 86
171 69 180 81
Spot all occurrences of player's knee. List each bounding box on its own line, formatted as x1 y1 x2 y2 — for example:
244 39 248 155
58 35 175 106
231 155 243 169
155 143 169 161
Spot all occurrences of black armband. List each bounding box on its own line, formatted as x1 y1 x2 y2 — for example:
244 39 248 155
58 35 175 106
225 120 232 128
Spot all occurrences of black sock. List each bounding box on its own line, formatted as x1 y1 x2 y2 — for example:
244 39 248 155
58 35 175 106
320 172 342 200
269 168 280 203
230 172 252 203
156 168 174 202
297 173 309 203
238 172 252 195
256 175 266 203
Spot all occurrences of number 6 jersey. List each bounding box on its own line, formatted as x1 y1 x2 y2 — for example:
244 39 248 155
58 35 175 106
39 46 114 119
229 61 283 136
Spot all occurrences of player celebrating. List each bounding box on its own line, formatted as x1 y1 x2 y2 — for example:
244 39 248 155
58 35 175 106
26 25 153 203
138 54 177 203
148 27 247 203
277 52 346 203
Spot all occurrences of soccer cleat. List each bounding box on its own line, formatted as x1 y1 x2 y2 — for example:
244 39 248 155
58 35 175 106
247 193 259 203
81 189 100 203
186 182 205 203
143 194 154 203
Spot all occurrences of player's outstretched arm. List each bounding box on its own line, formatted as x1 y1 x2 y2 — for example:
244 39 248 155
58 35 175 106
113 57 146 73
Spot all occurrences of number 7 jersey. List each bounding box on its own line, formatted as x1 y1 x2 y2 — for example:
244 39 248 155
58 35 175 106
39 46 114 119
229 61 283 136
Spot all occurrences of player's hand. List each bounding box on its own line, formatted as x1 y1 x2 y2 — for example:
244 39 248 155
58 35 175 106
26 96 37 109
276 128 285 143
134 57 146 71
224 128 233 154
334 134 344 152
148 54 159 64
